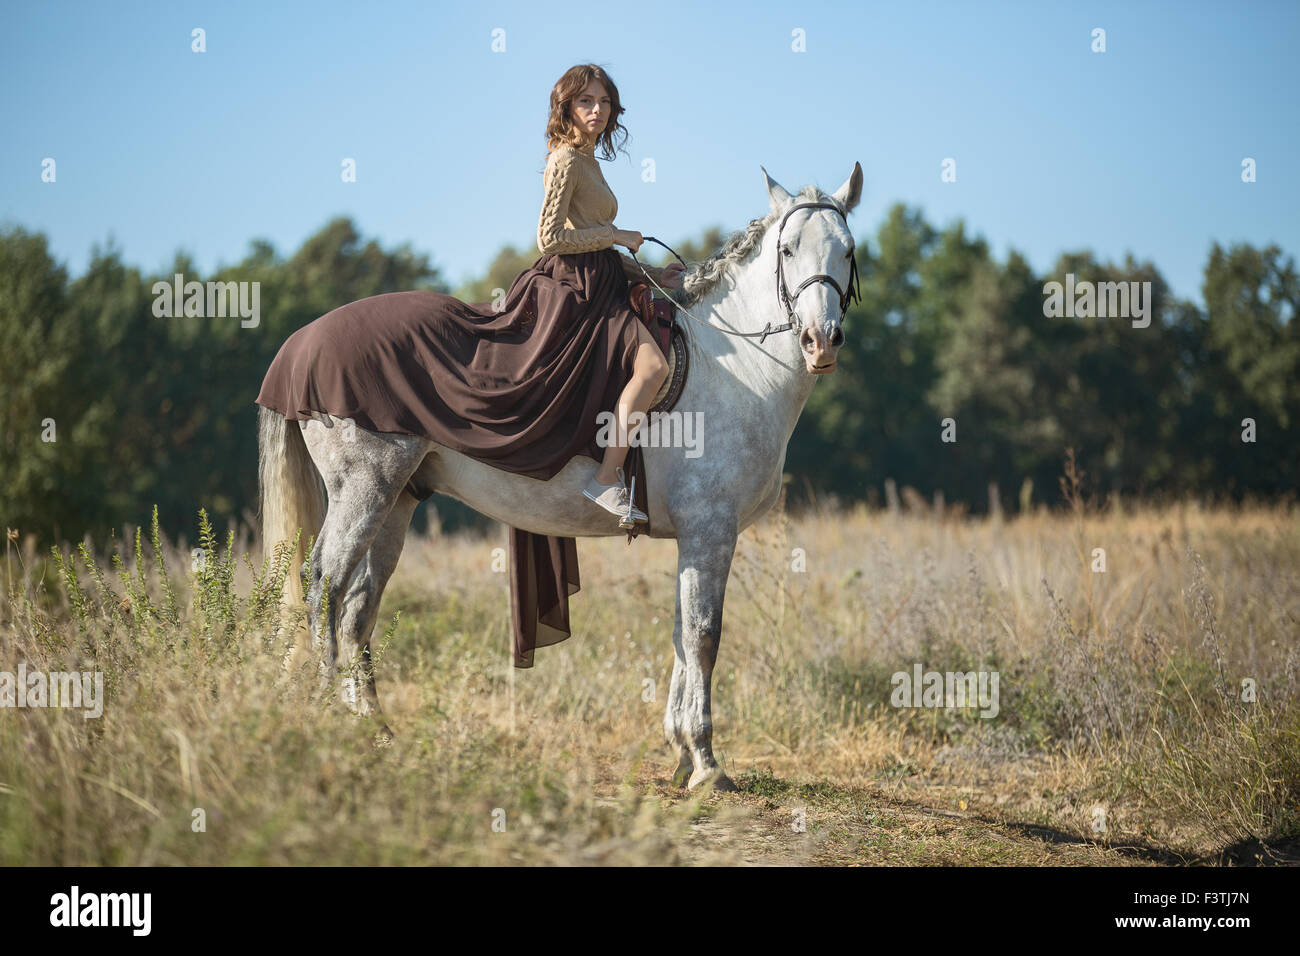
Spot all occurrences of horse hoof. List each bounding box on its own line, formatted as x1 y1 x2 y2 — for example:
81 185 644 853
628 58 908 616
688 767 738 792
671 760 693 789
373 724 395 748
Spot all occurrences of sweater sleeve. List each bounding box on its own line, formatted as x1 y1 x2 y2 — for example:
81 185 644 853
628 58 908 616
537 148 618 254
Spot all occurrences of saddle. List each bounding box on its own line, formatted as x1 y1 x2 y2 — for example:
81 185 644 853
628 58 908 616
627 282 688 414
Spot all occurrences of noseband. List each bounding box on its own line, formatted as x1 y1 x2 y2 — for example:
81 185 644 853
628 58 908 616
634 200 861 344
775 201 861 339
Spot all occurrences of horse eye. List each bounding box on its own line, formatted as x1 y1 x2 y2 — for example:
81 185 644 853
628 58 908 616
782 246 793 257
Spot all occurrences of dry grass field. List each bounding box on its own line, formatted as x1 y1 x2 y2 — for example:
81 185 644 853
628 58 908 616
2 492 1297 865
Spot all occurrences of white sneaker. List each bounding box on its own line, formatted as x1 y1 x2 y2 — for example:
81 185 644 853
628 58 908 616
583 466 648 523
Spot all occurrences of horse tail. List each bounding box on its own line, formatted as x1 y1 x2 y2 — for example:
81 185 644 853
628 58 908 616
257 406 326 606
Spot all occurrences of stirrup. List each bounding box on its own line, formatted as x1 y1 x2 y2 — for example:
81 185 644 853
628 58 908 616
583 467 647 525
618 470 644 530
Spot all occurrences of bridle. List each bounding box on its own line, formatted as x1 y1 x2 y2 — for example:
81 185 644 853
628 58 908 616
631 200 860 344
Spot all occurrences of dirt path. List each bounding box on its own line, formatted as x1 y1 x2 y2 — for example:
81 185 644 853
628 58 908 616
599 765 1197 866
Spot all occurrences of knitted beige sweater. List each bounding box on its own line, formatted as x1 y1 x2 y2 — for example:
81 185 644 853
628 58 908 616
537 141 665 284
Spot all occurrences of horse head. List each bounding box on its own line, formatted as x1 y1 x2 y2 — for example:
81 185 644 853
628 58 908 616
760 162 863 374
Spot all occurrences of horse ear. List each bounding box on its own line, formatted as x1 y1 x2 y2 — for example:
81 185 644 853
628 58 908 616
761 165 793 214
832 162 863 214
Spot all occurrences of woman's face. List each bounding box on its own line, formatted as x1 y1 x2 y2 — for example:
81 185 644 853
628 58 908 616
570 79 611 142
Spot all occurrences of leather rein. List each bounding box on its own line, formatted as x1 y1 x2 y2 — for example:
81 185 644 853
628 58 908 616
629 200 861 344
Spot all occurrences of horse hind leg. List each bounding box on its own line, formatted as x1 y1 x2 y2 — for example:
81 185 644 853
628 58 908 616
300 421 424 695
335 490 419 731
305 495 392 694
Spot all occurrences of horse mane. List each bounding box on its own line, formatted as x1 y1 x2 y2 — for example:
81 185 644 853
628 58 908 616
674 184 837 308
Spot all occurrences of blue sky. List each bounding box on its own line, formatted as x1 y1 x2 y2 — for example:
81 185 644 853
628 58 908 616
2 0 1296 306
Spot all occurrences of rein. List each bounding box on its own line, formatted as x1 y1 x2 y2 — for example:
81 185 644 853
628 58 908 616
628 201 861 345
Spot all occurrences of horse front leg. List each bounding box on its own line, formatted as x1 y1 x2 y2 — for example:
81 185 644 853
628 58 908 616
667 524 739 792
666 654 693 788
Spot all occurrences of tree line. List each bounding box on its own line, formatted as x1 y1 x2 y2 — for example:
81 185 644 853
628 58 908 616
0 206 1295 547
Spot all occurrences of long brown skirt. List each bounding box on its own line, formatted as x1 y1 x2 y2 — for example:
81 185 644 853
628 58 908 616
254 246 643 668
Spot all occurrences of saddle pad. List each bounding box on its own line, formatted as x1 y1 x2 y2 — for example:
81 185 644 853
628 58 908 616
628 282 689 414
648 323 688 414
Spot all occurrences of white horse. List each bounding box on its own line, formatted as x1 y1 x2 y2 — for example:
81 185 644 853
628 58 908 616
258 162 862 791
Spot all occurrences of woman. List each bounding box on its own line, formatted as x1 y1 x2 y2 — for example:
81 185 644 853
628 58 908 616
256 63 686 667
537 64 686 522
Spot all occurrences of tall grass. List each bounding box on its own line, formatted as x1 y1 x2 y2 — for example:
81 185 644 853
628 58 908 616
0 507 736 865
1 487 1296 864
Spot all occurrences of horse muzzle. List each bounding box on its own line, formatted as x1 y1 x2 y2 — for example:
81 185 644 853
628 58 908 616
800 324 842 374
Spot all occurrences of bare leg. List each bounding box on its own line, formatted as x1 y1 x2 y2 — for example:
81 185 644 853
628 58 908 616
595 319 668 485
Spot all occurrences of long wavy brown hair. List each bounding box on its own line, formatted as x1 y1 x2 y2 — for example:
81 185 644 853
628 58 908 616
542 64 629 163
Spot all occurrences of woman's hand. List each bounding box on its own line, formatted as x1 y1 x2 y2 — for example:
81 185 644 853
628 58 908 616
659 262 686 290
614 229 644 253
